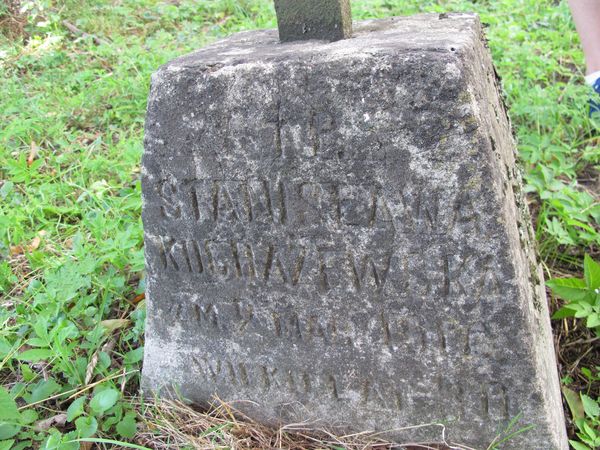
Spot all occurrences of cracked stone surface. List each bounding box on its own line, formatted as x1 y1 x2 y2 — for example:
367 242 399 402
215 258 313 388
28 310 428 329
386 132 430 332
141 13 568 449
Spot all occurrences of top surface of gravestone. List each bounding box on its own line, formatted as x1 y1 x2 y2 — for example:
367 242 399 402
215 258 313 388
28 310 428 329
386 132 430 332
274 0 352 42
158 13 477 70
142 13 567 450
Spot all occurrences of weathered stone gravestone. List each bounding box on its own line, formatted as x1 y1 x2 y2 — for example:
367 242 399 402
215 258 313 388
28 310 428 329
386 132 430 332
141 9 568 449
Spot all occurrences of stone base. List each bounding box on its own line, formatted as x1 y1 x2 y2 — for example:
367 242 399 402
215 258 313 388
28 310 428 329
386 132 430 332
141 13 568 449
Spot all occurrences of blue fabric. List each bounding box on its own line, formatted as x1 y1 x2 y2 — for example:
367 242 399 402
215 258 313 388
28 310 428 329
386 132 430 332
590 78 600 117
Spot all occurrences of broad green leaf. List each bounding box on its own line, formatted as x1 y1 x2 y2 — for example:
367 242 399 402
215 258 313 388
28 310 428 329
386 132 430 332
26 338 48 347
75 416 97 438
584 254 600 289
582 420 597 440
0 387 20 422
0 181 13 198
19 409 38 425
12 441 33 450
0 440 15 450
17 348 53 362
566 218 597 233
547 278 589 302
94 352 110 373
66 397 86 422
102 414 120 429
569 441 591 450
581 394 600 418
581 368 594 381
40 432 62 450
20 364 35 383
563 386 585 422
116 413 137 439
0 340 13 359
57 322 79 341
90 389 119 415
33 317 49 341
573 303 593 318
123 347 144 365
24 379 61 404
100 319 130 333
0 424 20 441
552 306 577 320
59 441 79 450
586 314 600 328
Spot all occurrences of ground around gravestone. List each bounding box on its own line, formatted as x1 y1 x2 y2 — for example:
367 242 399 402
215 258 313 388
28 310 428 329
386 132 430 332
0 1 599 450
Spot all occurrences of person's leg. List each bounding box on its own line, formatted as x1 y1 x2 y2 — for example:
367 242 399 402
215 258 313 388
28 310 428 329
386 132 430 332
569 0 600 75
568 0 600 115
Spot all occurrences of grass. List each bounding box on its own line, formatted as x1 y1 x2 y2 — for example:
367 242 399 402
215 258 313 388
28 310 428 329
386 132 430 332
0 0 598 449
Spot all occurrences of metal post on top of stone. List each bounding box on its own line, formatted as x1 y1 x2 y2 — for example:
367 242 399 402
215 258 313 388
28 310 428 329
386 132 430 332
273 0 352 42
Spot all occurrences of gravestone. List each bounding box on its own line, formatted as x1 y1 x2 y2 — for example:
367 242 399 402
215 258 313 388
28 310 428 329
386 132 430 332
141 12 568 450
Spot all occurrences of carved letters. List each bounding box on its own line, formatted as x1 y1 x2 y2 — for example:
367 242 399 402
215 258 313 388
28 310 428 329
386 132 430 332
189 355 510 418
147 234 503 298
152 178 477 234
146 147 506 424
149 235 393 292
169 295 501 365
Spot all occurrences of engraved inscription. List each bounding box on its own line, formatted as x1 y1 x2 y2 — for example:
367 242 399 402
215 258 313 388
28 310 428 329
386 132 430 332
188 355 510 417
149 235 394 293
168 295 500 361
152 178 479 234
148 235 505 298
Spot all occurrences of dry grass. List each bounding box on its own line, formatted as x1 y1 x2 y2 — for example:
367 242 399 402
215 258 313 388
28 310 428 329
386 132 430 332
134 398 469 450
